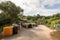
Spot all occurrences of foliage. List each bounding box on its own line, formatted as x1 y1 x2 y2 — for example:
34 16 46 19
0 1 60 33
23 13 60 30
0 1 23 33
0 1 23 26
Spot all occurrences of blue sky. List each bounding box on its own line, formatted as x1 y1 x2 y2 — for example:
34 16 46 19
45 3 60 9
0 0 60 16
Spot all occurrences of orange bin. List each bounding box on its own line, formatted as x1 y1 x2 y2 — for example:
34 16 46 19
3 26 13 36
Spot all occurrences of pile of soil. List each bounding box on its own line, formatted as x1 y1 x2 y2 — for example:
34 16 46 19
51 31 60 40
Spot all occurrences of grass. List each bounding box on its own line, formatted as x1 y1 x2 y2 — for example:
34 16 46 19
0 27 3 33
0 24 12 33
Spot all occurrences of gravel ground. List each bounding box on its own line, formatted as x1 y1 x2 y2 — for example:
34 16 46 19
1 25 53 40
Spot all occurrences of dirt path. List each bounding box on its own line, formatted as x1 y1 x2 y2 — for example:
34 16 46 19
1 25 53 40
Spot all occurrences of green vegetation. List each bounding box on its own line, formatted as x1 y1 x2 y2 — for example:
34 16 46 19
0 1 23 33
25 14 60 30
0 1 60 33
0 26 2 33
19 13 60 30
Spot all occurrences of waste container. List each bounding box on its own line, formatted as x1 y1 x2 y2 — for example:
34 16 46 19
22 23 33 28
3 26 13 36
28 24 32 28
12 24 19 35
13 26 18 35
12 24 20 30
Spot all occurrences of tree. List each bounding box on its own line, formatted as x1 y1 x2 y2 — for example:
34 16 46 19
0 1 23 26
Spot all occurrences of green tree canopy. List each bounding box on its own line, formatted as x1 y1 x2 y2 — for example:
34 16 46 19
0 1 23 26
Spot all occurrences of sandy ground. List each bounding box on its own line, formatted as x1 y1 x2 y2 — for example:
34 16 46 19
1 25 53 40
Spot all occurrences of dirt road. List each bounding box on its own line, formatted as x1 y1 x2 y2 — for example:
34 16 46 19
1 25 53 40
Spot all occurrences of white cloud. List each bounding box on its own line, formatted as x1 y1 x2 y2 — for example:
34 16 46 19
0 0 60 16
42 0 60 6
0 0 6 3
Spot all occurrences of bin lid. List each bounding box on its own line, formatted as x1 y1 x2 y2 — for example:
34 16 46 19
12 24 19 27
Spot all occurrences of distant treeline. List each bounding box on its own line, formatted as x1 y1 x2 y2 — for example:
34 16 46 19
20 13 60 29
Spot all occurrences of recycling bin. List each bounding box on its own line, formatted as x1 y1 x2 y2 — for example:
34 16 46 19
3 26 13 36
28 24 32 28
13 26 18 35
12 24 20 30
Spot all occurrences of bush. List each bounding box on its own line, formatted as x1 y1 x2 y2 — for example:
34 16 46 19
0 18 12 26
50 20 60 29
0 26 3 33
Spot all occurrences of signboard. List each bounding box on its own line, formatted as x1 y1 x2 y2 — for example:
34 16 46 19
54 24 60 31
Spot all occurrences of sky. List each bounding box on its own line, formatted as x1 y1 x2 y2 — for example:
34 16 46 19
0 0 60 16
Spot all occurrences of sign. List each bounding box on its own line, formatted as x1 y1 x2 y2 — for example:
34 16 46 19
54 24 60 31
